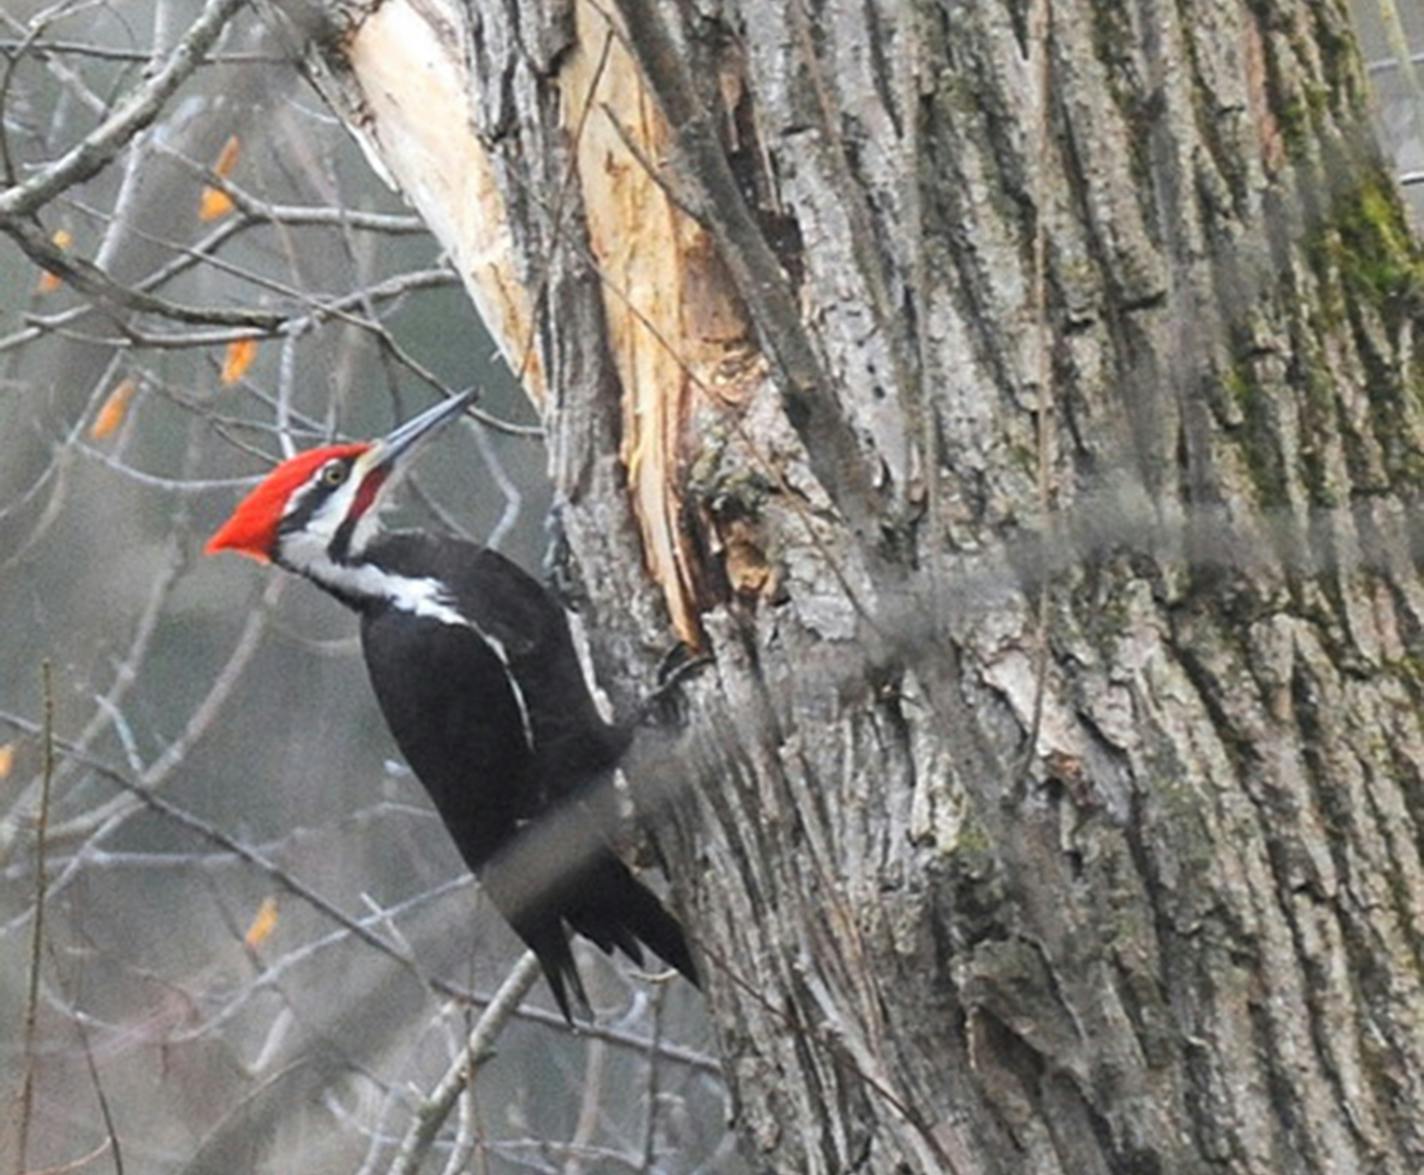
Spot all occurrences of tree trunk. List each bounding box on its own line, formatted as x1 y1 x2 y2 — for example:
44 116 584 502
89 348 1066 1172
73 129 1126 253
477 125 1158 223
295 0 1424 1170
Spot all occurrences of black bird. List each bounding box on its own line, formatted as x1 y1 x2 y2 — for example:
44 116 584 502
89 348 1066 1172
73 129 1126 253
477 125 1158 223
206 391 698 1019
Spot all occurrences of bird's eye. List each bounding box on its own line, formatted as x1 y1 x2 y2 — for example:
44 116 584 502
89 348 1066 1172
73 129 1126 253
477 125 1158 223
321 462 348 487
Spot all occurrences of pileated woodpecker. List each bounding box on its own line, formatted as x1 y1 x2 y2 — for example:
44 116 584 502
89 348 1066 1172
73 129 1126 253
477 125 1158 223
206 390 698 1020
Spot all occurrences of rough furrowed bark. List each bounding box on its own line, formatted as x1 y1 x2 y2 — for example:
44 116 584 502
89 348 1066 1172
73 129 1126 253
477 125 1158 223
300 0 1424 1170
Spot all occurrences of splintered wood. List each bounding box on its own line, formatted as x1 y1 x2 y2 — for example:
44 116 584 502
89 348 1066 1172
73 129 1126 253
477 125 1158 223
338 0 762 644
557 0 759 644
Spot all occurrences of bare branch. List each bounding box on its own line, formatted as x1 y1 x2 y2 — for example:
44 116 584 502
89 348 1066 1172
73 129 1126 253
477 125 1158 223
0 36 286 64
389 952 543 1175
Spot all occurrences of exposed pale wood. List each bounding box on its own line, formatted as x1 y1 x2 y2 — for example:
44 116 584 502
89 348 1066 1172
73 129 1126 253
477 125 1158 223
305 0 546 402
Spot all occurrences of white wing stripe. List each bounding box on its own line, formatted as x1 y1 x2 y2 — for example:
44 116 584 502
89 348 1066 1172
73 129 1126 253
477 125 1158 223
469 626 535 751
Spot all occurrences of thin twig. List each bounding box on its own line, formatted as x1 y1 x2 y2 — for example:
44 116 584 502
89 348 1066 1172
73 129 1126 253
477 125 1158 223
637 984 666 1170
152 145 427 233
17 660 55 1175
52 943 126 1175
0 36 286 63
565 1031 609 1175
0 215 250 356
3 213 287 330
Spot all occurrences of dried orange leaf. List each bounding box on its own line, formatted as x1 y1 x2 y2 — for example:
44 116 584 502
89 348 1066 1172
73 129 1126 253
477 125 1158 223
243 896 279 948
36 228 73 294
198 136 241 221
220 338 258 385
90 378 137 440
213 135 241 178
0 743 13 779
198 187 235 221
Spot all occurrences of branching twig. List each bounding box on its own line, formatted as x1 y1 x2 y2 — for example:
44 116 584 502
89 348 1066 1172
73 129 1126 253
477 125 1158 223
0 0 249 220
0 216 249 355
0 704 725 1078
0 36 285 64
389 952 543 1175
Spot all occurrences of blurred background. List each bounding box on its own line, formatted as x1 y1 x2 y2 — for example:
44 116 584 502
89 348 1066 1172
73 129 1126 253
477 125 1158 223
0 0 1419 1171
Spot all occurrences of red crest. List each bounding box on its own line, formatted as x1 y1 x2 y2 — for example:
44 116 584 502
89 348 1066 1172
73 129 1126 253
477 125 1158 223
205 443 369 561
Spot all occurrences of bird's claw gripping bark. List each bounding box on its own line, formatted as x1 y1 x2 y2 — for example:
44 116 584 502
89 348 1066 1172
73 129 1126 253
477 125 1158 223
636 645 714 727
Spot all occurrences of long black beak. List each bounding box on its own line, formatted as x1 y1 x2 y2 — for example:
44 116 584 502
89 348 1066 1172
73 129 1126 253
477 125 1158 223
366 388 478 472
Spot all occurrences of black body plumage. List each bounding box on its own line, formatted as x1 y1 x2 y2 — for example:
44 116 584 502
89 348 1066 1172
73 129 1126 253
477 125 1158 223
353 532 698 1019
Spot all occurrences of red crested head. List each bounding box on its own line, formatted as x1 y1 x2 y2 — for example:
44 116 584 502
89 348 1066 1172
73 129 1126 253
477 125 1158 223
205 443 369 562
206 390 476 566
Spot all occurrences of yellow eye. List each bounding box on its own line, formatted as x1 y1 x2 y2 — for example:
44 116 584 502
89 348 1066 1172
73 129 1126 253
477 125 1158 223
321 462 348 487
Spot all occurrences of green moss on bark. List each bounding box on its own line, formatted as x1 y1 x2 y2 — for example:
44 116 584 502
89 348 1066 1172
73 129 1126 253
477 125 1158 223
1314 173 1424 326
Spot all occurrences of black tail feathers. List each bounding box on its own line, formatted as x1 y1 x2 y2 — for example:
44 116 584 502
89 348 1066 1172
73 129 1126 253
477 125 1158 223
599 858 700 987
511 853 698 1025
524 917 591 1024
571 854 700 988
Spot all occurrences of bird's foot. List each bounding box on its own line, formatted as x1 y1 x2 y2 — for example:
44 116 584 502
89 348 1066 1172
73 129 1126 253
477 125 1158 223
636 644 713 726
541 503 586 609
